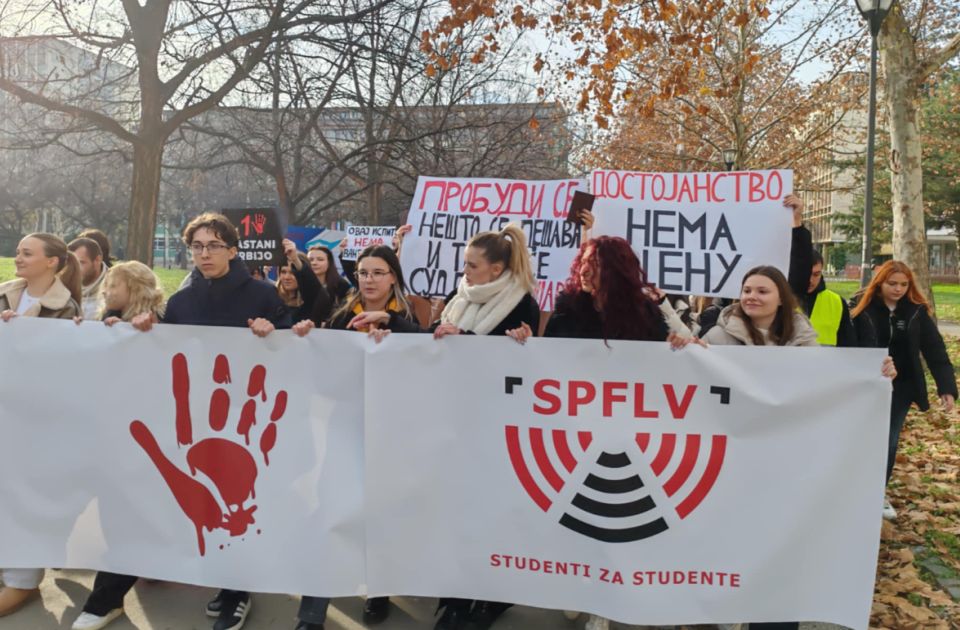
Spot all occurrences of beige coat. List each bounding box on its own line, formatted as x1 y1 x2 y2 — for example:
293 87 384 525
702 304 819 347
0 278 80 319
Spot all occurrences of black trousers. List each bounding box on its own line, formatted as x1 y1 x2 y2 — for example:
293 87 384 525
83 572 137 616
886 387 914 483
83 571 247 617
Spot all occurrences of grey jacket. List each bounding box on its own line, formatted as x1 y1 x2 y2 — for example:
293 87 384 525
702 304 819 347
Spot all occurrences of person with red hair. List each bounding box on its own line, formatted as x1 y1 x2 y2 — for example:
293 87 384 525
540 233 666 630
850 260 957 520
542 235 667 342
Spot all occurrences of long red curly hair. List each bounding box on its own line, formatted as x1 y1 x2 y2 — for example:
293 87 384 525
850 260 931 317
562 236 663 341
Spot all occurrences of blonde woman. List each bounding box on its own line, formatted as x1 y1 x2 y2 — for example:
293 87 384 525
71 261 166 630
0 233 82 617
99 261 165 324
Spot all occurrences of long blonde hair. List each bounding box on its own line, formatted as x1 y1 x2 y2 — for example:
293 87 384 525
24 232 82 305
468 223 537 294
100 261 165 321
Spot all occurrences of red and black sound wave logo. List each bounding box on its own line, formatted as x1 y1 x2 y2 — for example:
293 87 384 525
504 377 728 543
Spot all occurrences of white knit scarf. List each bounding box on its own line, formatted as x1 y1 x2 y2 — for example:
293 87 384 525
440 270 528 336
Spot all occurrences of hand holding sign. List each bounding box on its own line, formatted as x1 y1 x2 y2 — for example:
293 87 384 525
783 194 803 228
283 238 299 264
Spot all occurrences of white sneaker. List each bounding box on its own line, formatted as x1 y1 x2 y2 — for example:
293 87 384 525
585 615 610 630
883 497 897 521
563 610 582 620
71 609 123 630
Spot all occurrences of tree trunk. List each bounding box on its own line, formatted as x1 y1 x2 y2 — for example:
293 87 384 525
125 140 164 265
880 9 933 306
367 163 381 224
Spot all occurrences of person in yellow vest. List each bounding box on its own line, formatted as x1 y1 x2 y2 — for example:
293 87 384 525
799 250 856 347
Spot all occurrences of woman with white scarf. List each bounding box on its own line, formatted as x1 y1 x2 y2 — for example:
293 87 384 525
432 223 539 342
431 224 539 630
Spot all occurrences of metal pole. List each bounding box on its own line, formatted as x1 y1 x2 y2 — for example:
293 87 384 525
859 30 879 288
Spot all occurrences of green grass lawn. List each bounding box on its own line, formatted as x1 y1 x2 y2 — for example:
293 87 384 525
0 257 189 297
830 279 960 321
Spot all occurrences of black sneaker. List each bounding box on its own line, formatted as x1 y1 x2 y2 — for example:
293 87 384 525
362 597 390 625
206 591 223 618
213 592 251 630
435 600 471 630
468 601 512 629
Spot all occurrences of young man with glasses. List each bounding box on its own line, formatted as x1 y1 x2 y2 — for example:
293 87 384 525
72 213 290 630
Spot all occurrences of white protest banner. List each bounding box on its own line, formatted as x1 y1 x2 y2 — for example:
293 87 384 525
0 318 366 597
590 170 794 298
343 225 396 261
365 336 888 629
400 176 586 310
0 320 890 627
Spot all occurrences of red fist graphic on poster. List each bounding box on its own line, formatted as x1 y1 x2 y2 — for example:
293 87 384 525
130 353 288 556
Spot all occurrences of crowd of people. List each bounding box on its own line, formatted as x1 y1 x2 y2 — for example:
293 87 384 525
0 199 953 630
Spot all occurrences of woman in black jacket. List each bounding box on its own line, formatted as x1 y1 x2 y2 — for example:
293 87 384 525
430 223 538 630
307 245 352 303
290 244 418 630
544 234 667 343
532 232 666 630
850 260 957 520
432 223 539 340
278 240 333 325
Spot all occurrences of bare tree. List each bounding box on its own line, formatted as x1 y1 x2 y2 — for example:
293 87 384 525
170 0 569 229
0 0 391 263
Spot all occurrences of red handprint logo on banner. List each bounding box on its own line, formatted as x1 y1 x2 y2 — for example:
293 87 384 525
251 213 267 235
130 353 288 556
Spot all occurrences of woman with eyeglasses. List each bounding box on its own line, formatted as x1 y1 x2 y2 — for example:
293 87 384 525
291 244 419 630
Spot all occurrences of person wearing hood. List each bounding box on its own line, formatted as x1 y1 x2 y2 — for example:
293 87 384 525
798 250 856 347
69 237 109 320
0 233 82 619
850 260 957 521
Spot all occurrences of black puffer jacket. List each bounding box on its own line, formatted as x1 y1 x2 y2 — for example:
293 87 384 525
164 259 291 329
851 295 957 411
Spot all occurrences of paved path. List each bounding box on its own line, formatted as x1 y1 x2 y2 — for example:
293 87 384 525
1 569 846 630
939 320 960 337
